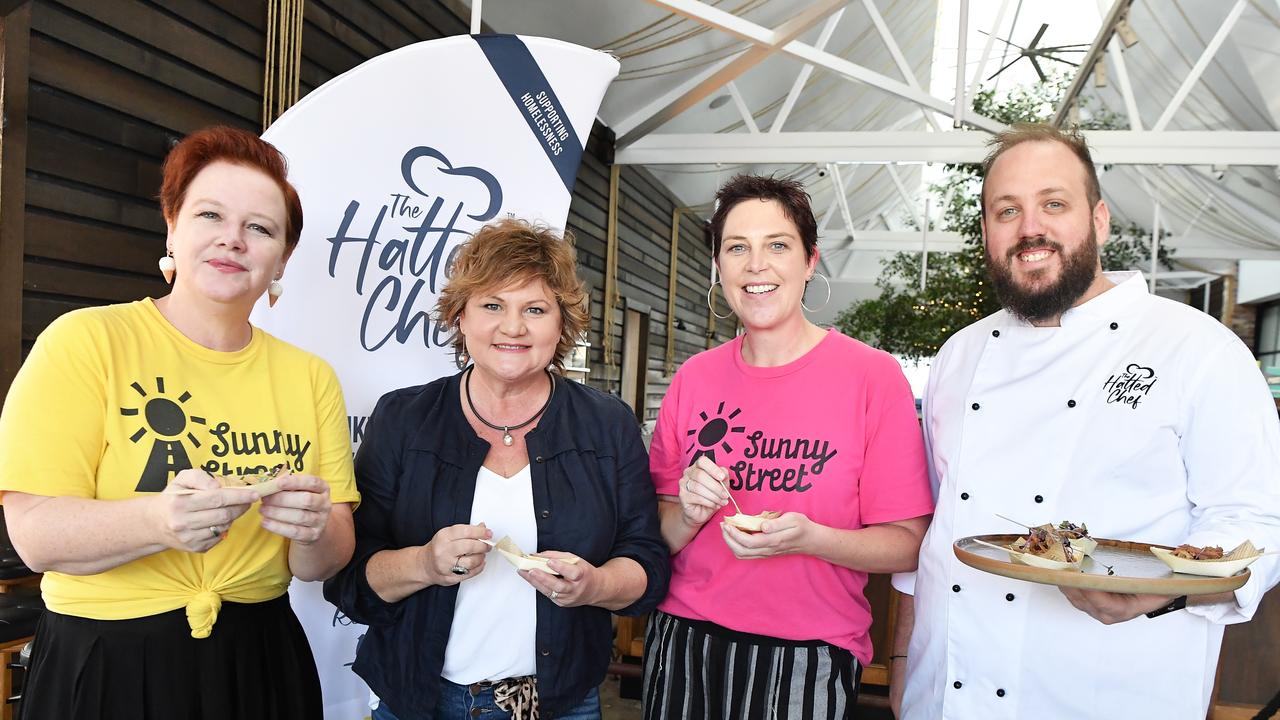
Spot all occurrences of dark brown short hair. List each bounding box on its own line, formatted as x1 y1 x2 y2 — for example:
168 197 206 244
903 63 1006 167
437 219 588 371
980 123 1102 216
160 126 303 252
709 174 818 260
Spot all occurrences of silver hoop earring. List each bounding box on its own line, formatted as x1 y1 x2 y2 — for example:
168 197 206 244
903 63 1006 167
706 282 734 320
801 273 832 313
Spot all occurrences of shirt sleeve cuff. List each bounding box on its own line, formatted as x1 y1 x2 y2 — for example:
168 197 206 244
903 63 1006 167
892 571 917 596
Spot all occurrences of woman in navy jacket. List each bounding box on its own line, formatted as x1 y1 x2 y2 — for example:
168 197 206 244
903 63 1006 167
324 219 669 720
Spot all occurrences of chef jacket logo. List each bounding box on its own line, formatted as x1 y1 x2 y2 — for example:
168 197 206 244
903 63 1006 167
120 377 205 492
120 376 313 491
687 403 836 493
1103 363 1158 409
326 146 504 353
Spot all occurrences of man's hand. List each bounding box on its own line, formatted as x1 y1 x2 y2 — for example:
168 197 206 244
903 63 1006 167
1058 587 1175 624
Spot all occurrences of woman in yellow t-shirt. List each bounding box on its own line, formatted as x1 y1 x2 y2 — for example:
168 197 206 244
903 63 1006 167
0 126 359 719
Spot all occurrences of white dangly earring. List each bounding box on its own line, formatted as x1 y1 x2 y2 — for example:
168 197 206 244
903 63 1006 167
268 278 284 308
158 251 176 285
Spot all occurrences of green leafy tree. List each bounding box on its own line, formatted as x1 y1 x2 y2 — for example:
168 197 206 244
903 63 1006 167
835 77 1172 361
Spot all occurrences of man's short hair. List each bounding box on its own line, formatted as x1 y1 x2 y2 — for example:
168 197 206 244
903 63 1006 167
980 123 1102 215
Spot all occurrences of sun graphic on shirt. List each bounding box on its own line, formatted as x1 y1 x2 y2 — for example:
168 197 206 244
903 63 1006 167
119 377 206 491
685 401 745 466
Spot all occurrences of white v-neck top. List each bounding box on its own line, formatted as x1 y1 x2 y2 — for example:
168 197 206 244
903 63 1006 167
441 464 537 683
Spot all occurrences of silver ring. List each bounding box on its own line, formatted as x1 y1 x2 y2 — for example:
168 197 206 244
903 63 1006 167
450 554 469 575
209 526 219 538
550 590 559 600
685 479 693 492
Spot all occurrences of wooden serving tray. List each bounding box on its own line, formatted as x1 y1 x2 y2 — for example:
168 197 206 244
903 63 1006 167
954 534 1250 596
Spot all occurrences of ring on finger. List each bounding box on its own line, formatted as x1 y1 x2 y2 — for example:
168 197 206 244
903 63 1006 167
685 479 693 492
208 526 220 538
550 590 559 600
450 554 469 576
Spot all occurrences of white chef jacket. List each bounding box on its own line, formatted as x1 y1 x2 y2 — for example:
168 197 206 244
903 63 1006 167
895 272 1280 719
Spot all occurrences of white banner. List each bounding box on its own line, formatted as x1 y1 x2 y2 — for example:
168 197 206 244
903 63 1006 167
252 35 618 719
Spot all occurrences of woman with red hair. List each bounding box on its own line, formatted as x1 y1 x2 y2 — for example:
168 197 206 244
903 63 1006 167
0 126 359 719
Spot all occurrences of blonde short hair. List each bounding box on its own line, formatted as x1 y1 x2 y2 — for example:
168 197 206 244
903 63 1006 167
436 219 588 371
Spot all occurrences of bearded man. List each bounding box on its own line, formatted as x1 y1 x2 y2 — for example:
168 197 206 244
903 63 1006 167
889 123 1280 719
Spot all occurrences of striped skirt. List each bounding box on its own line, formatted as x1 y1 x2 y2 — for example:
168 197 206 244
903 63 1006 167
642 610 861 720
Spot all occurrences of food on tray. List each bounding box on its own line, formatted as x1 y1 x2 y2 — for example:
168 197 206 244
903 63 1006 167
1055 521 1097 556
1170 544 1224 560
1151 540 1262 578
725 511 782 533
1007 526 1083 571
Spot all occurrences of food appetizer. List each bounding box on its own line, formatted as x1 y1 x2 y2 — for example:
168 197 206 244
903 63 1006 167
1151 540 1263 578
1055 520 1097 556
491 536 579 577
724 510 782 534
218 462 290 497
1007 526 1084 571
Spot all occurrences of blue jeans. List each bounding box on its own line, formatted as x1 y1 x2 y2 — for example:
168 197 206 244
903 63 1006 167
373 680 600 720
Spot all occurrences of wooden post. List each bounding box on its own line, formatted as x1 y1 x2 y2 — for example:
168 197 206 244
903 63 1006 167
602 164 620 386
664 207 684 376
0 2 30 407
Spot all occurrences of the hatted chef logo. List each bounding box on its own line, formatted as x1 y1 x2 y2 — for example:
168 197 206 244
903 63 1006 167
326 146 503 352
1103 363 1158 409
686 402 837 493
120 376 204 492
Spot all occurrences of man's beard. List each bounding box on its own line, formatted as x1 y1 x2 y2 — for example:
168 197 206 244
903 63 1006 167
985 227 1100 323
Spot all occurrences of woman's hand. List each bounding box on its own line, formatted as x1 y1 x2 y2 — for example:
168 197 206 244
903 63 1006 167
520 551 602 607
259 474 331 544
422 523 493 587
152 469 259 553
677 456 731 528
720 511 820 559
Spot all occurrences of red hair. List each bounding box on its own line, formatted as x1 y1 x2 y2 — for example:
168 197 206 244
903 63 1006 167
160 126 303 251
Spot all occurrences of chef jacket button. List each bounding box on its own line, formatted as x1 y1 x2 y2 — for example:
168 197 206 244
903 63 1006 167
952 584 961 593
541 647 551 656
535 455 544 463
991 330 1000 338
540 509 551 519
1006 593 1015 601
1034 494 1044 503
953 681 963 689
960 492 970 500
1110 322 1119 330
1067 399 1077 408
971 402 980 411
997 689 1006 698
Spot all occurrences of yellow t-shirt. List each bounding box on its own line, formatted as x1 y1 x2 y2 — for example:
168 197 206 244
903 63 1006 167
0 299 359 637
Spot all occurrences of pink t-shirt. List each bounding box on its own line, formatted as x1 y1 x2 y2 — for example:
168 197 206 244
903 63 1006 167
650 330 932 663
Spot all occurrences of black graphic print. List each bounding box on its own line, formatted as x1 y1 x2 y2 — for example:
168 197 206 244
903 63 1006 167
120 376 205 492
685 401 746 466
1103 363 1158 409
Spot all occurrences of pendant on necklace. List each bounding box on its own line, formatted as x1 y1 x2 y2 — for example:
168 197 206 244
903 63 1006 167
502 430 514 446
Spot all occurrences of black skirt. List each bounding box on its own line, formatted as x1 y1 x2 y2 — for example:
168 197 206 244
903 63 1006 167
19 593 321 720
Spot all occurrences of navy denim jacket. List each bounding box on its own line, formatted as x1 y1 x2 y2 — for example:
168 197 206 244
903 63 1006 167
323 372 669 719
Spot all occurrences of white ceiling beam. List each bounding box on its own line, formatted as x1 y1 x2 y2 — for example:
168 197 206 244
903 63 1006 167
644 0 1006 134
1108 36 1143 131
968 0 1013 101
770 9 844 133
885 164 924 228
861 0 941 132
618 0 847 145
827 163 857 243
726 81 759 133
612 50 748 138
817 230 965 252
1051 0 1135 127
953 0 969 127
1152 0 1247 132
614 131 1280 165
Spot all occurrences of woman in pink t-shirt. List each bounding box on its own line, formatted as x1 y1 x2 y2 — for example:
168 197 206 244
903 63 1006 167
644 175 934 720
